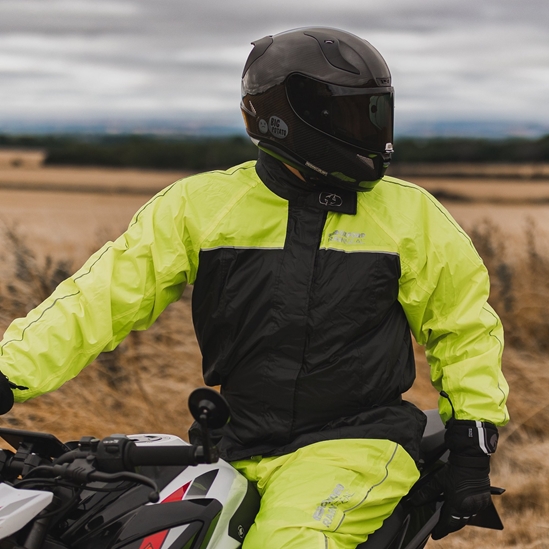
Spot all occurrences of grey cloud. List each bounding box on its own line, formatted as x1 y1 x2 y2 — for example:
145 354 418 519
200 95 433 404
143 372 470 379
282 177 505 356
2 0 545 39
0 0 547 131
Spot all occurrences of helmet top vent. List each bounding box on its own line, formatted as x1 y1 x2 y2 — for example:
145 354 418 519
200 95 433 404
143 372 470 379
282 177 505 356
304 30 360 75
242 36 274 78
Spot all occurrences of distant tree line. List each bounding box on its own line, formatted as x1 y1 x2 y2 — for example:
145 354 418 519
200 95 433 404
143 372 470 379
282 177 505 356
393 135 549 163
0 134 258 171
0 133 548 169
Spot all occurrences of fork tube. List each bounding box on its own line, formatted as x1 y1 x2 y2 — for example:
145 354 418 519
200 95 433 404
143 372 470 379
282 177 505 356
22 496 61 549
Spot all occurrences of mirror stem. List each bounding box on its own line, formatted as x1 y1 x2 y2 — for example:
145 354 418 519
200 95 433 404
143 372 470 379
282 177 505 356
199 412 213 463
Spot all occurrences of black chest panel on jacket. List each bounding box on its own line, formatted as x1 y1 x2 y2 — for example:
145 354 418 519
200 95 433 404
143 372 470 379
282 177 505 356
191 159 426 462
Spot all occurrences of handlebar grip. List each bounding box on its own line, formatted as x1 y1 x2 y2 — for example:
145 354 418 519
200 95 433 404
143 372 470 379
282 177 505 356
125 444 202 467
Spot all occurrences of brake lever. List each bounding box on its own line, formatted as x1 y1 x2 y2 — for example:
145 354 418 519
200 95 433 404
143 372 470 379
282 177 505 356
49 460 160 502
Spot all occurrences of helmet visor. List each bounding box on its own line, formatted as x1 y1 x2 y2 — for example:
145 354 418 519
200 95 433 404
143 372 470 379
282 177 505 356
286 73 393 153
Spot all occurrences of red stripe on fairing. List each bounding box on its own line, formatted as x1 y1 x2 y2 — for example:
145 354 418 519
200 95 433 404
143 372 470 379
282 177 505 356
138 482 191 549
162 483 191 503
139 530 168 549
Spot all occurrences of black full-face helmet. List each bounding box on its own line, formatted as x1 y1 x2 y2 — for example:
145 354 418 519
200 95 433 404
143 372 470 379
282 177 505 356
241 27 394 192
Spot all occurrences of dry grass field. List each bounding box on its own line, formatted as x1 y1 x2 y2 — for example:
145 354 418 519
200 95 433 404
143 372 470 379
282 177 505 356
1 159 549 547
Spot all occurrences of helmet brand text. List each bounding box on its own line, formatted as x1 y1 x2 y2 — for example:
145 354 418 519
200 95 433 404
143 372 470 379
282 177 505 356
269 116 288 139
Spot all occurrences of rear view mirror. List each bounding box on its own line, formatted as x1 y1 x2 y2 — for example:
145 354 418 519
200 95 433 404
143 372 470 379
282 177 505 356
188 388 230 429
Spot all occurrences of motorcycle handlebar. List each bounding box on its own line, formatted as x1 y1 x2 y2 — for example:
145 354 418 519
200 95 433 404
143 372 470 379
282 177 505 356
124 444 206 468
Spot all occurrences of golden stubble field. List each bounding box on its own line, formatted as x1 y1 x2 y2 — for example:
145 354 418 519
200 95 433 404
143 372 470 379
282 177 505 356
1 160 549 548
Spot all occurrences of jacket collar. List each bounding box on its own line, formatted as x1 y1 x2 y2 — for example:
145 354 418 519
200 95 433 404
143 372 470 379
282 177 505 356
255 151 357 215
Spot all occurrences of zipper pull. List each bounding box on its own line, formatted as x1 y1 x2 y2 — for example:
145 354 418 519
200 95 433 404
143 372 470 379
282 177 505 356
7 380 28 391
440 390 456 422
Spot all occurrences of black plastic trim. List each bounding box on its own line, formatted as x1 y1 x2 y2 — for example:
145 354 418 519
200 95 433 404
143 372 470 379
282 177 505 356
112 499 222 548
228 481 261 542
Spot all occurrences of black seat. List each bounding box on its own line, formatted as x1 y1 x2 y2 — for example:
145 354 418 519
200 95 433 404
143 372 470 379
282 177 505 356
418 409 446 465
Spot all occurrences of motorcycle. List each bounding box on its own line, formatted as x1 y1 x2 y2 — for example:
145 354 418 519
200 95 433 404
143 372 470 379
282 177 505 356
0 388 505 549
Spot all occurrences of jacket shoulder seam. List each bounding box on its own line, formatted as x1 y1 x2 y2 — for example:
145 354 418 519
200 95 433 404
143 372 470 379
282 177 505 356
380 176 479 256
194 165 261 249
129 163 257 229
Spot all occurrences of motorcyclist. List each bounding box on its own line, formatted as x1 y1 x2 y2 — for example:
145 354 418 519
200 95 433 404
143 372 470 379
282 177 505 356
0 27 508 548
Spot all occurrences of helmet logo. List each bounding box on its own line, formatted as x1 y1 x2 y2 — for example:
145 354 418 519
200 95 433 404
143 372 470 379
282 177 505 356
319 192 343 207
269 116 288 139
258 119 269 134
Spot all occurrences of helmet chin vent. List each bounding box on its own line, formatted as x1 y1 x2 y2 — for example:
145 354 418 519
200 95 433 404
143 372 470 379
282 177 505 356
357 155 375 169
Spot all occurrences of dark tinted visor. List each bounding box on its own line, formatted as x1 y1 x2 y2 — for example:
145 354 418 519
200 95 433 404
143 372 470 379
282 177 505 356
286 73 393 152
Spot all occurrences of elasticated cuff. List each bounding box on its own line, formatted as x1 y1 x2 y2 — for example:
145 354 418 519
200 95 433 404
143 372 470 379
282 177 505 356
445 419 499 456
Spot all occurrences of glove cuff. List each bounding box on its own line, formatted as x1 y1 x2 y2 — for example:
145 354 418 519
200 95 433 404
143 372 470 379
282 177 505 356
448 452 490 469
445 419 499 456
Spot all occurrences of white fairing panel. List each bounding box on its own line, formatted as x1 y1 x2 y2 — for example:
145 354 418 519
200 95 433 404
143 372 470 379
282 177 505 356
0 484 53 539
130 434 254 549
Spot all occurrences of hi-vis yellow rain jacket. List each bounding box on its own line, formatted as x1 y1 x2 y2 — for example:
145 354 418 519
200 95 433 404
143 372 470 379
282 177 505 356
0 153 509 462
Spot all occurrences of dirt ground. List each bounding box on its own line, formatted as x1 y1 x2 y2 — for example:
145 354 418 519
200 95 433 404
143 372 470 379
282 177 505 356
0 165 186 263
0 189 149 263
0 163 186 191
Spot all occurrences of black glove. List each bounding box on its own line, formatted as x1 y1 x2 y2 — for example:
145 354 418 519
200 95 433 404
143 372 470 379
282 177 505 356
0 372 27 415
412 419 498 540
0 372 15 415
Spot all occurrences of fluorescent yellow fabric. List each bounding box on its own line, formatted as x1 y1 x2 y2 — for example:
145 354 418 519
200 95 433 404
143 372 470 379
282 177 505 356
360 177 508 425
0 163 270 400
0 162 508 430
232 439 420 549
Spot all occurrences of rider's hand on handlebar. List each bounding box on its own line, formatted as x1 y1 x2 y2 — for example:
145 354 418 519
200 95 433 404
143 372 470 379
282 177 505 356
0 372 15 415
413 458 492 539
0 372 28 415
411 419 499 540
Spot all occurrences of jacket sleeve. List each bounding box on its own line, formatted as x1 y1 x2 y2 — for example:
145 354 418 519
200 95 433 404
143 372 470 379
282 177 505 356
0 182 194 402
397 191 509 426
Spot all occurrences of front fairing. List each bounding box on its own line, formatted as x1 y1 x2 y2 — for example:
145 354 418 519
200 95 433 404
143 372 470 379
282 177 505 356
0 484 53 540
59 436 258 549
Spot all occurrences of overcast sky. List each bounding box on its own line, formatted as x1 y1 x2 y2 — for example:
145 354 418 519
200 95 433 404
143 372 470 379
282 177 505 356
1 0 548 136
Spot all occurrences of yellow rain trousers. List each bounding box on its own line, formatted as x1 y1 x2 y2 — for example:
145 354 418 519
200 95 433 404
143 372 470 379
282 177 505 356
232 439 420 549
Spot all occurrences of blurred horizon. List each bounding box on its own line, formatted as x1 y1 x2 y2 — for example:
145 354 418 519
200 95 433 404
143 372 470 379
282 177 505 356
1 118 549 140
